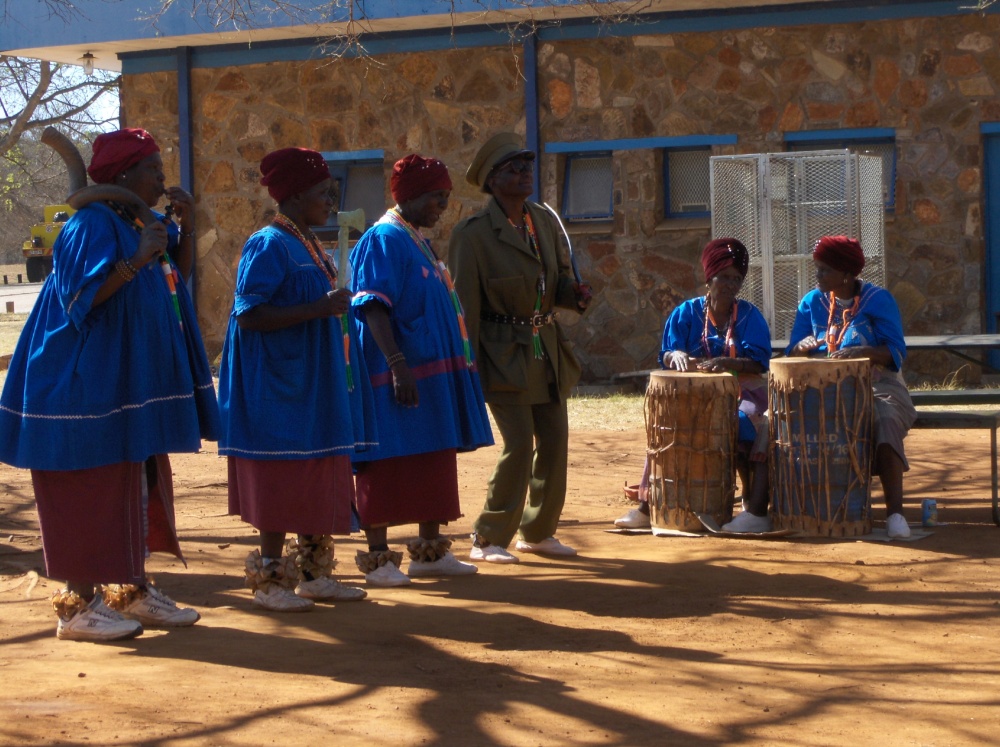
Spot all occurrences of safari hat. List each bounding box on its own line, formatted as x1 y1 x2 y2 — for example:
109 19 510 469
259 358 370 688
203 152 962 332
465 132 535 192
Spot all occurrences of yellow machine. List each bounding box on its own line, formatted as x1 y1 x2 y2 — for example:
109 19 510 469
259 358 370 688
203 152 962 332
22 204 75 282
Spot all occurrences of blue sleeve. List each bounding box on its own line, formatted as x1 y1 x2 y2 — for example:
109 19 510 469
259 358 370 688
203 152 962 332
233 232 289 316
786 291 822 355
736 301 772 369
350 226 406 314
859 287 907 370
660 300 701 366
57 207 124 330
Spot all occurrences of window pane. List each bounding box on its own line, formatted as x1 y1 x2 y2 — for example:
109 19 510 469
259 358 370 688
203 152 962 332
788 140 895 207
667 148 711 215
564 154 612 220
344 163 386 224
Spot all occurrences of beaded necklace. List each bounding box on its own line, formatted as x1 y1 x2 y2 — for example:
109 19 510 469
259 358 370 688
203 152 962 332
508 207 546 359
385 208 472 365
825 291 860 355
701 296 738 359
272 212 353 390
107 201 183 330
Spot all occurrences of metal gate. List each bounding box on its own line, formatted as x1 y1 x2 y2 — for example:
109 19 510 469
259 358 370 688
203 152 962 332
710 150 886 340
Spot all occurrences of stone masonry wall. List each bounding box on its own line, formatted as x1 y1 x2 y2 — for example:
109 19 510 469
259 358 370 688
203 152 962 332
123 12 1000 381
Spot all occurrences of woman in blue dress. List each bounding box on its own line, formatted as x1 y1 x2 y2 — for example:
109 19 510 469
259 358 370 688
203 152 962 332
787 235 915 539
614 238 773 532
350 154 493 587
218 148 376 611
0 128 219 641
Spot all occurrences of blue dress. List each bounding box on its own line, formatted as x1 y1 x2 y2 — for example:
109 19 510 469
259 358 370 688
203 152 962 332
349 214 493 463
661 296 772 444
217 226 375 459
0 203 219 471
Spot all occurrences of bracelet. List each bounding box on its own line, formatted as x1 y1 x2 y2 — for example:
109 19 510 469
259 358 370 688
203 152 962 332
385 352 407 368
114 258 138 282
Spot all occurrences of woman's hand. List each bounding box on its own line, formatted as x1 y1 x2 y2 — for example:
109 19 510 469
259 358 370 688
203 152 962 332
665 350 690 371
133 220 168 267
697 357 735 373
322 288 352 317
390 361 419 407
165 186 195 231
791 335 820 356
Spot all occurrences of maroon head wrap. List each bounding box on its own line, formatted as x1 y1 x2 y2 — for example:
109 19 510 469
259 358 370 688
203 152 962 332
391 154 452 204
813 235 866 276
701 238 749 283
259 148 331 204
87 128 160 184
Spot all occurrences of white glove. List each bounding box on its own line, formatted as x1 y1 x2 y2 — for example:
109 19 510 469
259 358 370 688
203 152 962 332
665 350 690 371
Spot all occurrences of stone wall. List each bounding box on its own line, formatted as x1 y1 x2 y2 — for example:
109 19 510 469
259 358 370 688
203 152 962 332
123 11 1000 380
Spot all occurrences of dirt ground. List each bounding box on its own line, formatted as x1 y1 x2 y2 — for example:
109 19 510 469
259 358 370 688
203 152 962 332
1 424 999 747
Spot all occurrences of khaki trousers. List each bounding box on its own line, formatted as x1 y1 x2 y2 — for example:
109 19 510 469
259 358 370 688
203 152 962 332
474 398 569 547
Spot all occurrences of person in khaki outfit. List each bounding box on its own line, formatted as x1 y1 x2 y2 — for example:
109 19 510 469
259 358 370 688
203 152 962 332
448 133 592 563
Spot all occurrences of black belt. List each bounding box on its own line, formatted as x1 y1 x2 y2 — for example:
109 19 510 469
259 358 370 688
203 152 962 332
482 311 554 328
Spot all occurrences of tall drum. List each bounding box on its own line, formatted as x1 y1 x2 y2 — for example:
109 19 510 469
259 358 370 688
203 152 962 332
769 358 873 537
645 370 739 534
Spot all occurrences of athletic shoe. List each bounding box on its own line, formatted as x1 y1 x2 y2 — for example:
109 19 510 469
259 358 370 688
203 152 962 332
514 537 577 556
886 513 911 539
721 511 773 534
295 577 367 602
469 543 520 564
252 586 315 612
118 585 200 627
57 596 144 642
408 551 479 578
614 507 651 529
365 563 411 587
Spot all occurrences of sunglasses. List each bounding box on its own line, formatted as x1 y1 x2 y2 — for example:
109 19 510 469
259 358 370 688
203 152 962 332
495 158 534 176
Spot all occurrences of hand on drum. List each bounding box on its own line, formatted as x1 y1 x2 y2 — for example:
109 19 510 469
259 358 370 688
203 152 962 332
696 357 735 374
791 335 821 356
665 350 691 371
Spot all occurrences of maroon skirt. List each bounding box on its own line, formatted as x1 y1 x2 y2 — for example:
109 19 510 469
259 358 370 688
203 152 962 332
228 455 355 535
32 463 146 585
355 449 460 527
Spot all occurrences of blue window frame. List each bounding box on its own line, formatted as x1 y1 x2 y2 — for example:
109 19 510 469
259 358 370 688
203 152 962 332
785 129 897 210
316 149 386 237
561 152 613 221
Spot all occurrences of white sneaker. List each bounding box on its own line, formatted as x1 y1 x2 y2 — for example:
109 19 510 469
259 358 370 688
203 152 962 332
119 585 200 627
253 586 315 612
295 577 367 602
365 562 411 587
614 507 651 529
408 551 479 577
886 513 911 539
721 511 773 534
57 596 144 642
514 537 577 556
470 543 520 564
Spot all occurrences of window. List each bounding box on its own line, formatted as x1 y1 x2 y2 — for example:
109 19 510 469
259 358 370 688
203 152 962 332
562 153 613 221
316 150 386 238
785 130 896 209
664 147 711 218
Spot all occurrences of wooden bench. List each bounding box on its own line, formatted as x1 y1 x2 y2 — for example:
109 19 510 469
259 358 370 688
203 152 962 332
911 409 1000 526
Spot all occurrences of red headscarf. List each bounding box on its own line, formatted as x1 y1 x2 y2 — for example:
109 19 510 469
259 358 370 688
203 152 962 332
87 128 160 184
259 148 331 204
813 235 866 276
391 154 452 204
701 238 749 283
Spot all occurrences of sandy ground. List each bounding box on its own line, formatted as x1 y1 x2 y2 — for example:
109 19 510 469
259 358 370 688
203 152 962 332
1 425 999 746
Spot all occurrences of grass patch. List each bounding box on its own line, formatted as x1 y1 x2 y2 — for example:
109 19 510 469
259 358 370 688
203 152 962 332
0 313 28 358
567 393 644 431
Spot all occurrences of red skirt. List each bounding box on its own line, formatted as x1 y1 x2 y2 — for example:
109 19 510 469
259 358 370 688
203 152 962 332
228 455 355 535
355 449 460 527
32 463 146 585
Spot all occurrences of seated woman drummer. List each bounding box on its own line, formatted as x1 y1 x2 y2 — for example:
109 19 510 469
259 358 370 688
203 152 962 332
614 238 773 533
786 235 916 539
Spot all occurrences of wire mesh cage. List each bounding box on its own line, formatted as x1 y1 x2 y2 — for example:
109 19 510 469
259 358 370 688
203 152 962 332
710 150 886 341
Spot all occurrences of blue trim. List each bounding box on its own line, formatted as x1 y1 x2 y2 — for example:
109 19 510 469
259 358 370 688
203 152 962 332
546 135 736 154
524 32 540 201
323 149 385 162
982 123 1000 135
785 127 896 141
984 133 1000 363
176 48 194 193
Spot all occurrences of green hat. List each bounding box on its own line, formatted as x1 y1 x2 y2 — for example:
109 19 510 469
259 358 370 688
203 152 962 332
465 132 535 192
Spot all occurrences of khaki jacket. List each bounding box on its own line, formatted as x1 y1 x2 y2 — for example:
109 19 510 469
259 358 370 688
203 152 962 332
448 198 583 404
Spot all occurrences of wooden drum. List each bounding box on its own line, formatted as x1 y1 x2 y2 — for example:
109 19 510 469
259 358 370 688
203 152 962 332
769 359 873 537
645 370 739 534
